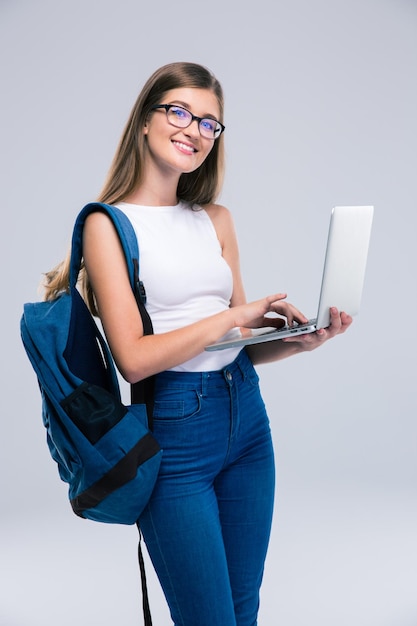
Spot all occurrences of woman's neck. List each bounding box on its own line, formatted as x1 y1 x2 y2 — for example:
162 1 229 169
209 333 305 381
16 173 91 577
125 186 178 207
125 172 179 206
126 162 180 206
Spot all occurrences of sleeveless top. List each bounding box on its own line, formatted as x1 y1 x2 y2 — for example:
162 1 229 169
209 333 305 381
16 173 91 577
116 201 242 372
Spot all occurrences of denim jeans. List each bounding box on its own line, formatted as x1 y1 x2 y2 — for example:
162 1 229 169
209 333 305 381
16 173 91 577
139 348 275 626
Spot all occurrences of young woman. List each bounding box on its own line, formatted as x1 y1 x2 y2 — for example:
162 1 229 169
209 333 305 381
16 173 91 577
45 62 351 626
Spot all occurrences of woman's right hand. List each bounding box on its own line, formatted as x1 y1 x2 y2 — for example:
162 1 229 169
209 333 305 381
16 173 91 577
231 293 309 330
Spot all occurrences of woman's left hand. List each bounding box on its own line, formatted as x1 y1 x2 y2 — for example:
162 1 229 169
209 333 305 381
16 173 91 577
282 307 353 351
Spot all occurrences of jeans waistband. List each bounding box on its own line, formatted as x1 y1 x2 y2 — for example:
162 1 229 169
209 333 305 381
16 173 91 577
154 349 255 393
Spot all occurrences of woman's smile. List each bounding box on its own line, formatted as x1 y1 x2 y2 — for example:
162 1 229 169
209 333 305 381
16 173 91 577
172 139 197 155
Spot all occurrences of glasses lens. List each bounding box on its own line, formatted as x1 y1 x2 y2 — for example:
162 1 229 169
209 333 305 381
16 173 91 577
199 118 222 139
167 106 192 128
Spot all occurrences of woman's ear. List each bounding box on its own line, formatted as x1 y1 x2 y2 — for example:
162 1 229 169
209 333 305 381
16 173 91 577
143 114 150 135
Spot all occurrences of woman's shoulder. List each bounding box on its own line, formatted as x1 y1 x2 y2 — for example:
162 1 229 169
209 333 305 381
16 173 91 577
200 203 236 248
201 202 233 224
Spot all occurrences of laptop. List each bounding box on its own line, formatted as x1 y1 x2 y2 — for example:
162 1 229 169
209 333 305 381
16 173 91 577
205 205 374 351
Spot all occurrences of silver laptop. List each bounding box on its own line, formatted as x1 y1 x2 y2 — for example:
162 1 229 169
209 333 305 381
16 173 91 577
205 205 374 352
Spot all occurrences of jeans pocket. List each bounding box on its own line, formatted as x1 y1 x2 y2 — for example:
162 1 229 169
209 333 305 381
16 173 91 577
153 389 202 423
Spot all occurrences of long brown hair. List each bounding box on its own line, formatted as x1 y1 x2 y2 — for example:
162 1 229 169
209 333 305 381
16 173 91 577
43 62 225 309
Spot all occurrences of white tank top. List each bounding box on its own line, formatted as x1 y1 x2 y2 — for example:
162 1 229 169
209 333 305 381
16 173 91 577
117 201 242 371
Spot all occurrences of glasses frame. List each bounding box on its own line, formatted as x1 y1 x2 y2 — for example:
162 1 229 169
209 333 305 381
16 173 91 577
150 104 225 140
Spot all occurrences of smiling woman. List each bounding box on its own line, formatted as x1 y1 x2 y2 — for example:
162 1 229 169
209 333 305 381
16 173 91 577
41 61 352 626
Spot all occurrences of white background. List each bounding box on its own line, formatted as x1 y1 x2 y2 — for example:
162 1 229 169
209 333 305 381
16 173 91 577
1 0 416 624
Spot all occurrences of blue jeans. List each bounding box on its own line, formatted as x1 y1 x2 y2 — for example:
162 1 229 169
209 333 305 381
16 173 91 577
139 349 275 626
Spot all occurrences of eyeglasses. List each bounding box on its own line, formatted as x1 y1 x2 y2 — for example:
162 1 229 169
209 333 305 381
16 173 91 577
150 104 225 140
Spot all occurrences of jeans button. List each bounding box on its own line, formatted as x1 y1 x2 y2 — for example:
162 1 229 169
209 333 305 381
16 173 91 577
226 371 232 382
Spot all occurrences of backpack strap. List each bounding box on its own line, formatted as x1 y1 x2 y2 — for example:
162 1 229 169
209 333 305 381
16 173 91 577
71 202 155 420
71 202 145 299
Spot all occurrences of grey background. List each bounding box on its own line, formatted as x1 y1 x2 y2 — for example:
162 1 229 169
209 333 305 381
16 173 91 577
1 0 416 624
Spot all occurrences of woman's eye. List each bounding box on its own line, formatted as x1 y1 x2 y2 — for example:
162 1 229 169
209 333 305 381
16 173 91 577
201 119 215 131
171 107 188 119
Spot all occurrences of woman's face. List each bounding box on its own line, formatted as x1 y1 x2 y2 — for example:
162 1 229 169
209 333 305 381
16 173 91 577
143 87 221 177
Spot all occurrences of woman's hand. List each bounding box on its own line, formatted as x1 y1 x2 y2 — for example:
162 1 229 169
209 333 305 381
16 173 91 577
282 307 352 351
247 306 353 365
231 293 309 330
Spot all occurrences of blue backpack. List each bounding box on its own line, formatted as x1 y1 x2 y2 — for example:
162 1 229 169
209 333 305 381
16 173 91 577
20 202 162 526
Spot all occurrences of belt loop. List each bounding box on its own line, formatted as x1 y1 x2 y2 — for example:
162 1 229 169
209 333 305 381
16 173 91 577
201 371 208 396
236 349 248 380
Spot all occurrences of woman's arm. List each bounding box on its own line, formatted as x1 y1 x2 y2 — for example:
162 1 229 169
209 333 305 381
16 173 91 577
82 211 288 382
205 204 306 322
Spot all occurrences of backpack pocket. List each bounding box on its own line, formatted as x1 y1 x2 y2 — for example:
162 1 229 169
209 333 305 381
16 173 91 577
61 382 127 445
